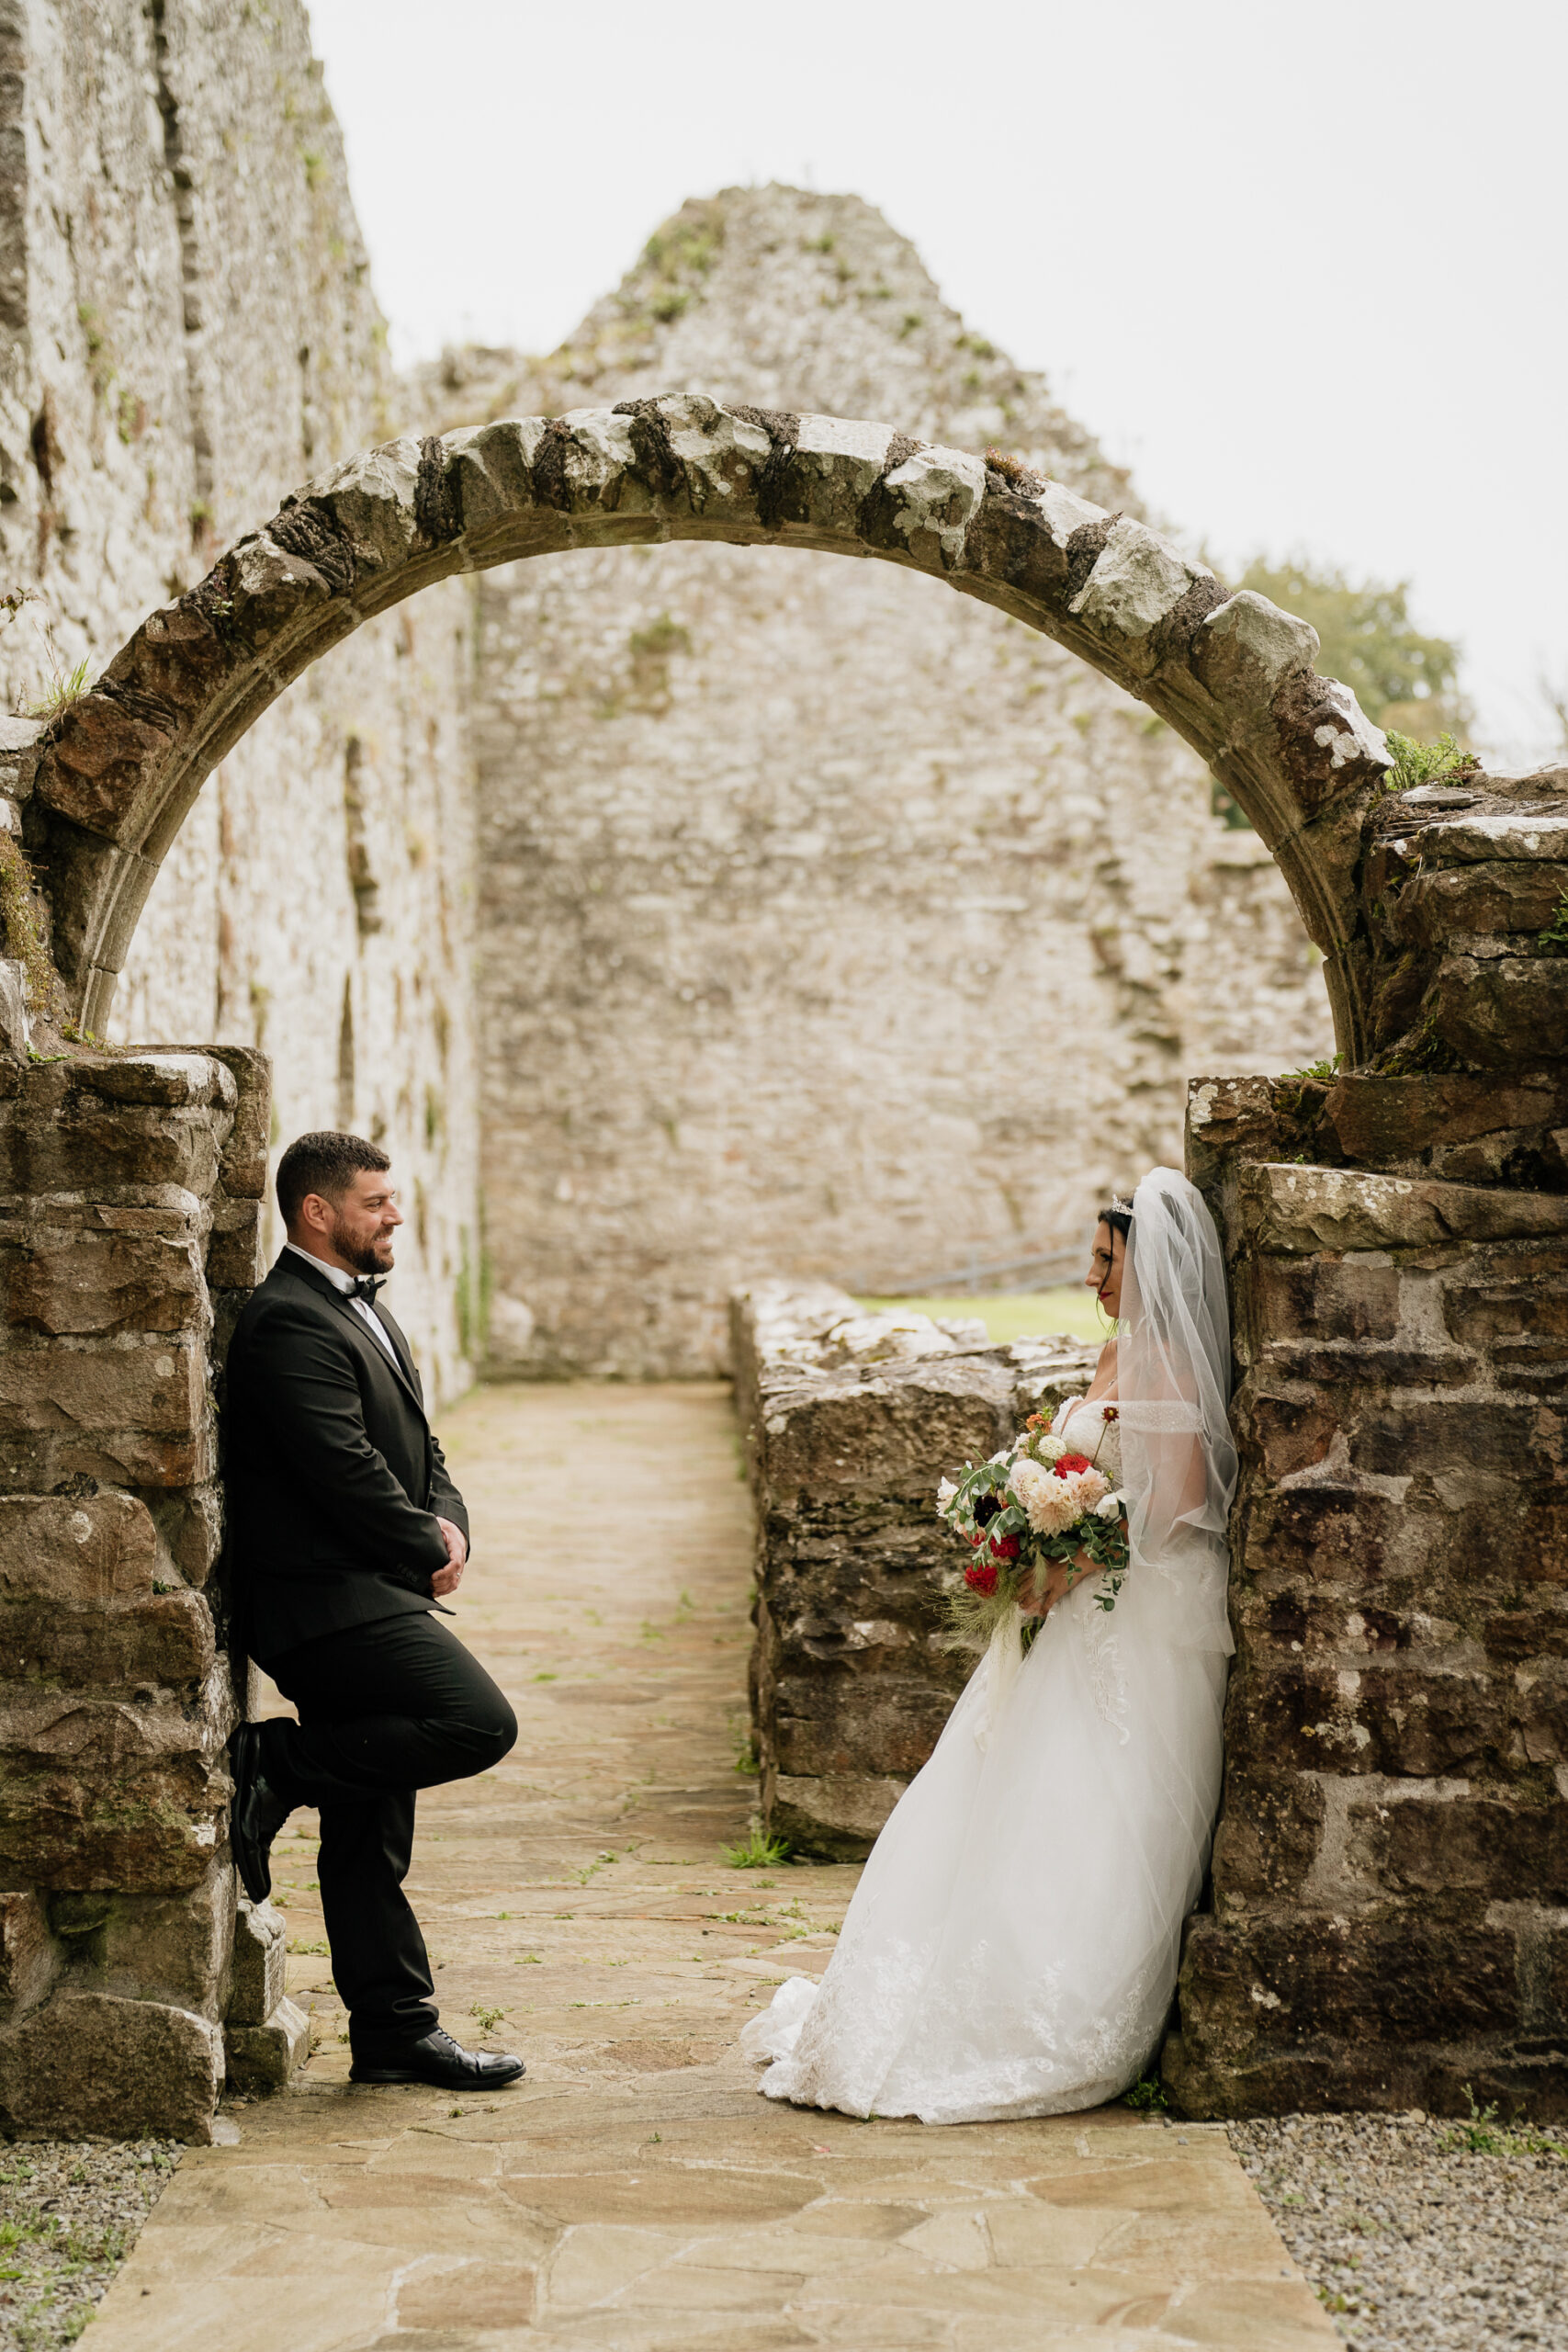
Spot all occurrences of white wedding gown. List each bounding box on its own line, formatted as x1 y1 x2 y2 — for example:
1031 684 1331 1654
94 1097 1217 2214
741 1391 1229 2123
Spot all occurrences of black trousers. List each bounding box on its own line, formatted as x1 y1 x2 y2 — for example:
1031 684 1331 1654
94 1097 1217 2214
262 1609 517 2052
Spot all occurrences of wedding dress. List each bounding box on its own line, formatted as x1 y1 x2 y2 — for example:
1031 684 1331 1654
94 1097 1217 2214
741 1168 1238 2123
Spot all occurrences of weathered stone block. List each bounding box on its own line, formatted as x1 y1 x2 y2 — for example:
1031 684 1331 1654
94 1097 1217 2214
1348 1396 1542 1480
206 1193 262 1290
1 1588 213 1688
152 1486 223 1589
225 1994 310 2094
0 1890 58 2020
1208 1770 1325 1910
1443 1251 1568 1345
1236 1478 1401 1588
773 1671 960 1781
1253 1255 1401 1344
1258 1340 1477 1389
0 1988 222 2140
140 1044 270 1201
1239 1160 1568 1256
1392 860 1568 947
1177 1911 1520 2059
1306 1073 1568 1194
1234 1379 1338 1479
1224 1659 1506 1780
0 1491 157 1602
0 1761 224 1894
0 1333 211 1487
770 1774 905 1863
46 1864 231 2013
1432 956 1568 1071
0 1207 206 1336
0 1057 232 1195
229 1896 287 2027
67 1053 237 1115
0 1678 229 1892
1355 1793 1568 1902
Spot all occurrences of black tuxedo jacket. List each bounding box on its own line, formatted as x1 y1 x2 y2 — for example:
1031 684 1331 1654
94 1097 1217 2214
223 1250 469 1665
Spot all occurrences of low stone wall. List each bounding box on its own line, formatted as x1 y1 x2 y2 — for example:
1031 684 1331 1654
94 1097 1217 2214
1172 1079 1568 2118
0 1046 303 2139
733 1280 1096 1859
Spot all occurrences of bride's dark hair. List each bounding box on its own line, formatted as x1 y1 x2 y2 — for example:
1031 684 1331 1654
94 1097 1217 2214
1098 1201 1133 1244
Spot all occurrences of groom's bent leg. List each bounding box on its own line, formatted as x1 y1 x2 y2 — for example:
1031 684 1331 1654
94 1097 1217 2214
318 1788 438 2048
263 1611 517 1806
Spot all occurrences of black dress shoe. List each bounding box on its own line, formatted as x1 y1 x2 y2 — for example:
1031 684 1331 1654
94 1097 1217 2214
349 2026 525 2090
228 1723 292 1905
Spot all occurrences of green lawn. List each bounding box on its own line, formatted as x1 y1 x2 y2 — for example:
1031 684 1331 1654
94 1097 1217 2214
855 1286 1108 1346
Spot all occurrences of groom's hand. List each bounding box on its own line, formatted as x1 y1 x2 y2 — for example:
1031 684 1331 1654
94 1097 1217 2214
432 1516 468 1598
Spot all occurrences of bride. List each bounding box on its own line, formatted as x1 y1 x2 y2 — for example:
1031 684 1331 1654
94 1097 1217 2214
741 1166 1237 2123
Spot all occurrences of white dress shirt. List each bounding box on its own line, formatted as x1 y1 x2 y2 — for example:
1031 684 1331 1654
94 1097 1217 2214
284 1242 401 1369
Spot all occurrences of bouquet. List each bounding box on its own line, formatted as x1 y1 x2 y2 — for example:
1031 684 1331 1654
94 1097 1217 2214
936 1406 1129 1648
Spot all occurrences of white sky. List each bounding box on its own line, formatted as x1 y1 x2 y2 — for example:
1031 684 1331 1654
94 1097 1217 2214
308 0 1566 763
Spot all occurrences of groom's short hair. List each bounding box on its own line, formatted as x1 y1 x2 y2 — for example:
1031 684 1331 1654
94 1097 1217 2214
276 1131 391 1228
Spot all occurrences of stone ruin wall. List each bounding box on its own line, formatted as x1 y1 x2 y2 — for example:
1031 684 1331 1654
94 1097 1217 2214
0 0 478 1400
416 187 1332 1378
0 1039 303 2135
733 1278 1097 1860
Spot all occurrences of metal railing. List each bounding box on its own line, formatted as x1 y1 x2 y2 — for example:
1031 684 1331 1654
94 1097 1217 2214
843 1245 1085 1299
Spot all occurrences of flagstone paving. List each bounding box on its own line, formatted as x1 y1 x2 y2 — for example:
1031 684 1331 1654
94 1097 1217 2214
89 1382 1335 2352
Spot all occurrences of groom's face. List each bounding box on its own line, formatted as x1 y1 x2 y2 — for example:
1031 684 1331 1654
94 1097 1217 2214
322 1168 403 1276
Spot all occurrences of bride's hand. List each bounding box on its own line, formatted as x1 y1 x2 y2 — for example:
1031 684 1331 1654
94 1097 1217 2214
1021 1555 1090 1618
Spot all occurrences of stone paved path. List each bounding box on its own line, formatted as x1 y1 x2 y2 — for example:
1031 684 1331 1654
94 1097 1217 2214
90 1384 1335 2352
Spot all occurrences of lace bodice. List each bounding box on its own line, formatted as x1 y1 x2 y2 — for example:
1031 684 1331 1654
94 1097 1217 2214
1055 1392 1122 1488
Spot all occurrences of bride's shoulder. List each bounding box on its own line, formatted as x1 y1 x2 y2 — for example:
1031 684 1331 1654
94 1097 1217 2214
1097 1336 1119 1372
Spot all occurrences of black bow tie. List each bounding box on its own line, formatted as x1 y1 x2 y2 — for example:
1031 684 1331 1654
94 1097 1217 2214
350 1277 385 1305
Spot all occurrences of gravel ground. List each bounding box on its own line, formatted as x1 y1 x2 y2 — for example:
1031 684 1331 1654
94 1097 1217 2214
0 2140 180 2351
1230 2110 1568 2349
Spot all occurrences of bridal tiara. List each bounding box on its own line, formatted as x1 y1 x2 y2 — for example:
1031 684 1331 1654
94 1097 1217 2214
1109 1192 1134 1216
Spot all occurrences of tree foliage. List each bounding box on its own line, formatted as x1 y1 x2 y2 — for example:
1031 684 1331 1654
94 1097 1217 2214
1238 556 1468 741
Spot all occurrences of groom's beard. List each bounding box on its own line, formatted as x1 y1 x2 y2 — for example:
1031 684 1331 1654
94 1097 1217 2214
328 1214 393 1278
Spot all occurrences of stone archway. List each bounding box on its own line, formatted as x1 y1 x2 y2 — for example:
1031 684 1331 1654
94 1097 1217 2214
5 396 1568 2138
25 396 1388 1054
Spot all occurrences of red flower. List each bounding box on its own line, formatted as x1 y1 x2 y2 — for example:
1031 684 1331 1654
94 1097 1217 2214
1054 1452 1092 1477
988 1534 1021 1563
964 1561 998 1596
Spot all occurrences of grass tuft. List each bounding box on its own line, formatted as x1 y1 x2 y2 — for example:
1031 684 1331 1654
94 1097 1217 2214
0 833 55 1010
1538 890 1568 956
21 654 90 723
1438 2086 1565 2159
1384 729 1481 792
725 1824 792 1871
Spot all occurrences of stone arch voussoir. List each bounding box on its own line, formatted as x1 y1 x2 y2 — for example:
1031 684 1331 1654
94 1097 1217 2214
26 396 1392 1056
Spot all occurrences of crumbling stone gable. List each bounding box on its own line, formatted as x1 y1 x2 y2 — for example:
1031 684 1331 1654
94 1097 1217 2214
418 187 1334 1377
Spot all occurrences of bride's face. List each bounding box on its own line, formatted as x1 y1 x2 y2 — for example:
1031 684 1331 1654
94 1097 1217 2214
1086 1221 1124 1317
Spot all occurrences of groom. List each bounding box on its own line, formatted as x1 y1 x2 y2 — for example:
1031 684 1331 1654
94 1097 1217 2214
223 1130 524 2091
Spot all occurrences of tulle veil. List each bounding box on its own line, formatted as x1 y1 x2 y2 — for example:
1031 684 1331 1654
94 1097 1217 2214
1117 1163 1237 1657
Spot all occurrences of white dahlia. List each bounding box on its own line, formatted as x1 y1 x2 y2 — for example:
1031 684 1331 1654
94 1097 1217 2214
1012 1460 1081 1537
